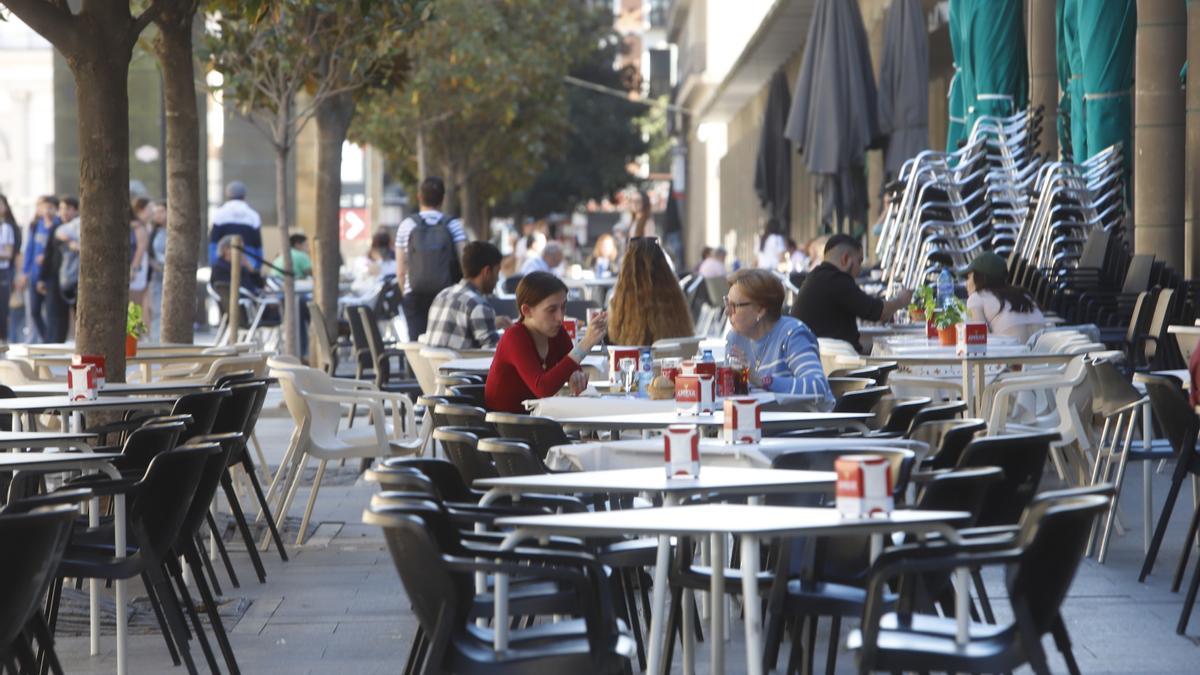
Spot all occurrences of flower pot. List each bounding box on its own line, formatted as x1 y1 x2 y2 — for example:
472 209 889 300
125 335 138 357
937 326 957 346
926 314 939 339
910 310 925 323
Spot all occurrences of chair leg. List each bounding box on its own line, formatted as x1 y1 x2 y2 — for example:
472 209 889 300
168 560 221 675
242 454 289 561
1098 421 1138 563
1173 497 1200 593
249 431 272 484
1177 536 1200 635
275 452 311 546
29 613 63 675
824 615 841 675
802 613 817 675
221 474 269 583
784 618 803 675
1050 614 1082 675
403 625 426 675
147 565 200 675
1140 470 1188 582
203 512 238 591
186 546 242 675
139 570 183 667
296 459 328 546
619 569 646 671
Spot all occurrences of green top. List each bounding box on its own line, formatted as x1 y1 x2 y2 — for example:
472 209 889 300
271 249 312 279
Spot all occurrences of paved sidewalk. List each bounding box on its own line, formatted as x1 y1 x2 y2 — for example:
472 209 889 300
55 415 1200 673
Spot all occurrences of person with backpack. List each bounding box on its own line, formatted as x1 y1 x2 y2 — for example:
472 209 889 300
394 176 466 341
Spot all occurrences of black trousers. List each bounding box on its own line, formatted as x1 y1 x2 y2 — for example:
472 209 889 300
401 291 437 342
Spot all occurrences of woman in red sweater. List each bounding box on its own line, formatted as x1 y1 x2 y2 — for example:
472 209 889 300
484 271 608 413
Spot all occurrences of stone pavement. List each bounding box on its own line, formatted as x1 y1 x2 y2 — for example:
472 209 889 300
54 413 1200 673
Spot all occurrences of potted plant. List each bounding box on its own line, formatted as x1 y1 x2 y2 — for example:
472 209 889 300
933 297 965 346
908 285 935 322
126 302 147 357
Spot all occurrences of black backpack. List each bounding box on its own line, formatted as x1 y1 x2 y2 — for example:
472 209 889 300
406 214 462 294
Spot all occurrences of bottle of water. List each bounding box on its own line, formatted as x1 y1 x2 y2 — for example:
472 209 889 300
638 349 654 398
936 268 954 309
702 349 715 364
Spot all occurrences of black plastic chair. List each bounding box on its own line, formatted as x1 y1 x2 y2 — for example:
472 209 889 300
432 402 491 430
870 396 932 435
827 377 874 400
832 386 889 414
362 506 635 674
358 305 421 398
956 432 1059 527
486 412 575 460
476 438 552 477
433 427 498 485
906 401 966 433
0 506 77 674
849 493 1110 675
909 418 986 470
50 445 219 674
448 383 486 407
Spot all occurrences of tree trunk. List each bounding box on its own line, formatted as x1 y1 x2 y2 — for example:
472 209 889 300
154 8 201 344
313 92 355 365
274 106 299 357
71 54 134 381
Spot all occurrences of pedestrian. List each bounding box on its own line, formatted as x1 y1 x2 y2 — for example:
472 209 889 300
755 217 788 270
629 190 656 239
209 181 263 270
394 176 467 341
148 200 167 340
35 196 76 343
21 195 59 342
0 195 21 343
54 196 81 340
128 198 152 323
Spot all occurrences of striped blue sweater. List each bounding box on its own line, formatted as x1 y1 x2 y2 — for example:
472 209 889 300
726 316 833 410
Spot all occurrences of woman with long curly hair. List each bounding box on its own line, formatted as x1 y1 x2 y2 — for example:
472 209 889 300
606 237 693 346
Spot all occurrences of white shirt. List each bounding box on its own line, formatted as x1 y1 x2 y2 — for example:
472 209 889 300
756 234 787 270
0 221 17 270
966 290 1046 342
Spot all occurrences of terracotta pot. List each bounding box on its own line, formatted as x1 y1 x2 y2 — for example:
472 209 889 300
910 310 925 323
926 314 939 339
937 326 957 346
125 334 138 357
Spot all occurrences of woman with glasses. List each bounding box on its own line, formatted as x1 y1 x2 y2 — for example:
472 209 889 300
725 269 832 409
607 237 692 346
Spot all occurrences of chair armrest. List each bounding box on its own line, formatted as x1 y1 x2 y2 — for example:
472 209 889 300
2 488 94 513
56 477 141 498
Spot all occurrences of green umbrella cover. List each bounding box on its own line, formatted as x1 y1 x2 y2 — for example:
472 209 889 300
1077 0 1135 169
946 0 969 151
960 0 1028 134
1062 0 1087 163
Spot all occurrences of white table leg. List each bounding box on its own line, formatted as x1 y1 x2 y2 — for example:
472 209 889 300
1143 399 1153 554
961 358 974 416
12 411 22 432
89 495 100 656
681 589 695 674
954 567 970 644
740 534 763 675
710 532 726 675
115 493 128 675
647 493 679 675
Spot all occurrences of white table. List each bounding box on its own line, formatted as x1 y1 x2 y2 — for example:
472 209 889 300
496 504 970 675
9 382 214 398
1168 325 1200 364
23 351 227 383
439 354 609 375
0 396 176 433
475 467 835 674
0 431 96 450
0 453 128 673
866 350 1076 416
552 410 872 435
545 436 929 472
527 391 829 419
13 342 237 356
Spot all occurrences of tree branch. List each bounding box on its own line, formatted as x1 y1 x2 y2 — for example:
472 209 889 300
132 0 168 36
1 0 75 49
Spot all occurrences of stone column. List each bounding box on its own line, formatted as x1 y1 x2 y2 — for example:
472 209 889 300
1134 0 1187 269
1027 0 1059 159
1186 1 1200 277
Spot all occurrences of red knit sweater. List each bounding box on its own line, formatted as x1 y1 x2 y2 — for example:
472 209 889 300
484 322 579 413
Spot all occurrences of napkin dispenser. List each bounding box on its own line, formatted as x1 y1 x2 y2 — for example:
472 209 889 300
664 424 700 478
675 374 715 415
71 354 106 387
835 454 893 518
956 321 987 356
68 364 98 402
722 397 761 444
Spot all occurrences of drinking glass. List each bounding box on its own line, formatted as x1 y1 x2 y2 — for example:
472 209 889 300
619 357 637 395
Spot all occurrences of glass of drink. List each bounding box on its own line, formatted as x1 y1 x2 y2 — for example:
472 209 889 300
619 357 637 395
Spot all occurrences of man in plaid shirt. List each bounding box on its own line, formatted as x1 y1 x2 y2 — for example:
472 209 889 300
425 241 512 349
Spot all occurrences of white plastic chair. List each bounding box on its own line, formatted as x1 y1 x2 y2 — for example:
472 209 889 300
818 338 864 374
418 346 459 394
651 336 702 360
268 363 419 544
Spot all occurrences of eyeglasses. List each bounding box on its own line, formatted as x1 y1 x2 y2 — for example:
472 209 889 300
724 296 755 311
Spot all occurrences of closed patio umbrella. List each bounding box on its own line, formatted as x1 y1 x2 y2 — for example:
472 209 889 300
946 0 971 151
877 0 929 180
785 0 880 232
958 0 1027 136
1060 0 1087 162
1076 0 1135 167
1055 0 1074 159
754 70 793 226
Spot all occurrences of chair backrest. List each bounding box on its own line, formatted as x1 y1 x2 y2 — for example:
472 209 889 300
400 342 439 395
0 384 14 432
1125 290 1155 344
275 365 388 450
1008 494 1110 634
447 383 486 407
915 466 1004 526
486 412 572 460
419 347 459 391
0 506 77 650
828 365 883 385
119 419 189 473
382 457 479 503
432 402 488 429
1141 374 1198 461
432 427 497 484
1143 288 1175 364
957 431 1059 526
833 386 890 414
172 389 232 443
201 353 269 383
909 418 987 470
345 304 374 375
770 448 916 503
0 359 39 386
828 377 874 400
872 396 932 433
307 301 338 374
1089 357 1142 417
651 336 702 360
1121 254 1154 294
132 445 219 563
906 401 965 433
359 305 403 385
476 438 546 477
